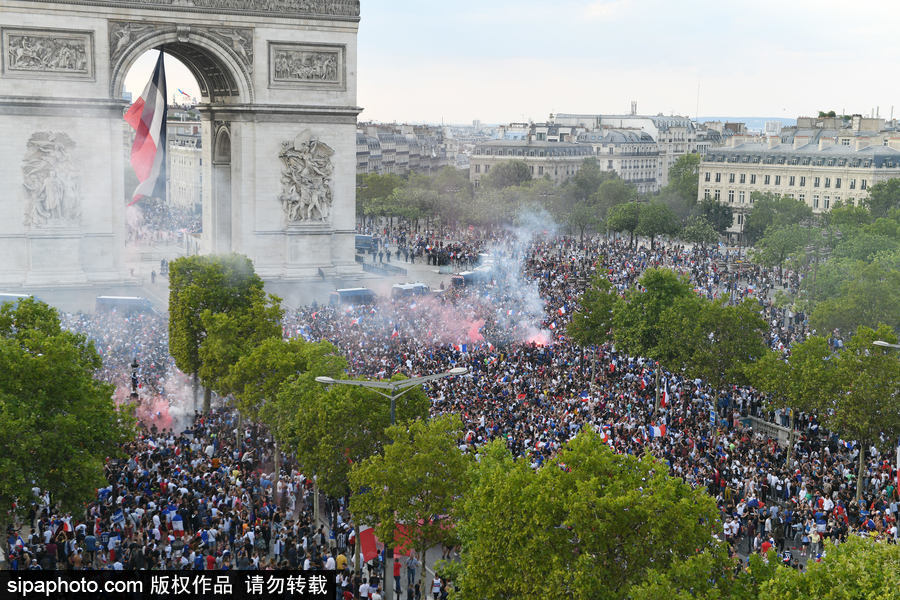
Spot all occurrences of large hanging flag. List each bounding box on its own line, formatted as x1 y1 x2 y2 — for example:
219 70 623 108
124 51 168 205
359 526 378 562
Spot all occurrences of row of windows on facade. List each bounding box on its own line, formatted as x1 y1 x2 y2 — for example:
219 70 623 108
704 188 853 211
473 148 591 157
705 154 893 168
704 172 867 190
473 164 581 176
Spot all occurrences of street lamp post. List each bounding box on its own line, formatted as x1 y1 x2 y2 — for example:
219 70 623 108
873 340 900 541
315 367 468 600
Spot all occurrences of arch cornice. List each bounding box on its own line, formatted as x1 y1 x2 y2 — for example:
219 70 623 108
109 24 255 103
21 0 359 22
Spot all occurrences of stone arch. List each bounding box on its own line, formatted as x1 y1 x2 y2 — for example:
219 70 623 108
213 123 232 165
109 27 254 103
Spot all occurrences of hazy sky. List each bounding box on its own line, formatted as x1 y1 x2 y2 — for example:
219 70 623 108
124 0 900 124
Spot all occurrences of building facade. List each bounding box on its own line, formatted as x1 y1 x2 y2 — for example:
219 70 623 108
576 129 660 193
469 140 593 185
699 125 900 238
167 133 203 211
356 124 449 175
554 113 702 187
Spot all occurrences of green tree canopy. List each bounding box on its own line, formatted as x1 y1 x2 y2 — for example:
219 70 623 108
612 267 694 359
760 536 900 599
481 160 532 190
273 370 430 498
864 178 900 219
743 193 814 245
657 297 768 391
751 223 808 272
699 196 734 233
665 152 701 205
746 336 835 464
636 201 681 248
453 431 720 599
0 298 134 513
197 290 283 398
568 274 618 347
607 201 642 246
168 253 268 411
349 415 471 592
810 258 900 333
679 214 719 246
824 324 900 500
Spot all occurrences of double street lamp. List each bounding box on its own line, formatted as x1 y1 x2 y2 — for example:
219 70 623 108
314 366 468 600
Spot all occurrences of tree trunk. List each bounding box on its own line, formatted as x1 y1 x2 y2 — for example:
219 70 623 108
654 366 660 414
235 411 242 450
419 545 429 600
785 410 795 467
856 444 866 502
591 347 597 385
355 525 362 579
313 478 320 524
192 372 199 413
203 386 211 414
274 439 281 505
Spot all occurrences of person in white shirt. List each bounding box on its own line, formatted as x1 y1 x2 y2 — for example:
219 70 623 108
359 580 369 599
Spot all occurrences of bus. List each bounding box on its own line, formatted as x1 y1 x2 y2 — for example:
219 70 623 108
390 282 430 299
95 296 155 314
0 293 34 308
328 288 377 306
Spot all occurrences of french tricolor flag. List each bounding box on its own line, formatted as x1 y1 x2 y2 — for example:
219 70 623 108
661 379 669 408
124 52 168 205
171 513 184 537
649 424 667 438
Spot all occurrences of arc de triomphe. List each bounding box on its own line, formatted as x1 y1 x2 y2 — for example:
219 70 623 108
0 0 361 287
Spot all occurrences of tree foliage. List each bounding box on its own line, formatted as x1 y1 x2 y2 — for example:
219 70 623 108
198 291 282 398
809 258 900 334
612 267 694 360
453 431 720 599
0 298 134 513
607 201 642 246
168 254 267 383
823 325 900 500
665 153 701 205
273 368 431 498
864 178 900 219
657 297 768 390
349 415 471 592
743 193 814 245
481 160 532 190
679 215 719 246
568 274 618 347
760 536 900 599
751 224 808 270
699 196 734 234
636 201 681 248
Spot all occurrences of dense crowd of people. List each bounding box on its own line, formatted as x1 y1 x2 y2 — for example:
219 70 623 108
126 198 201 246
5 228 897 596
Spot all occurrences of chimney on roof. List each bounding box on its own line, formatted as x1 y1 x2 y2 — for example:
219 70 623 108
767 136 778 149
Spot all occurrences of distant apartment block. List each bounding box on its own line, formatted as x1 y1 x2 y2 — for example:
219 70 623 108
699 115 900 238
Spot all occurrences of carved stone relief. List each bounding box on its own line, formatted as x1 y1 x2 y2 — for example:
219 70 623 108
108 21 159 66
207 28 253 73
2 28 93 78
30 1 359 19
109 21 252 78
23 132 82 228
279 132 334 224
269 42 343 89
